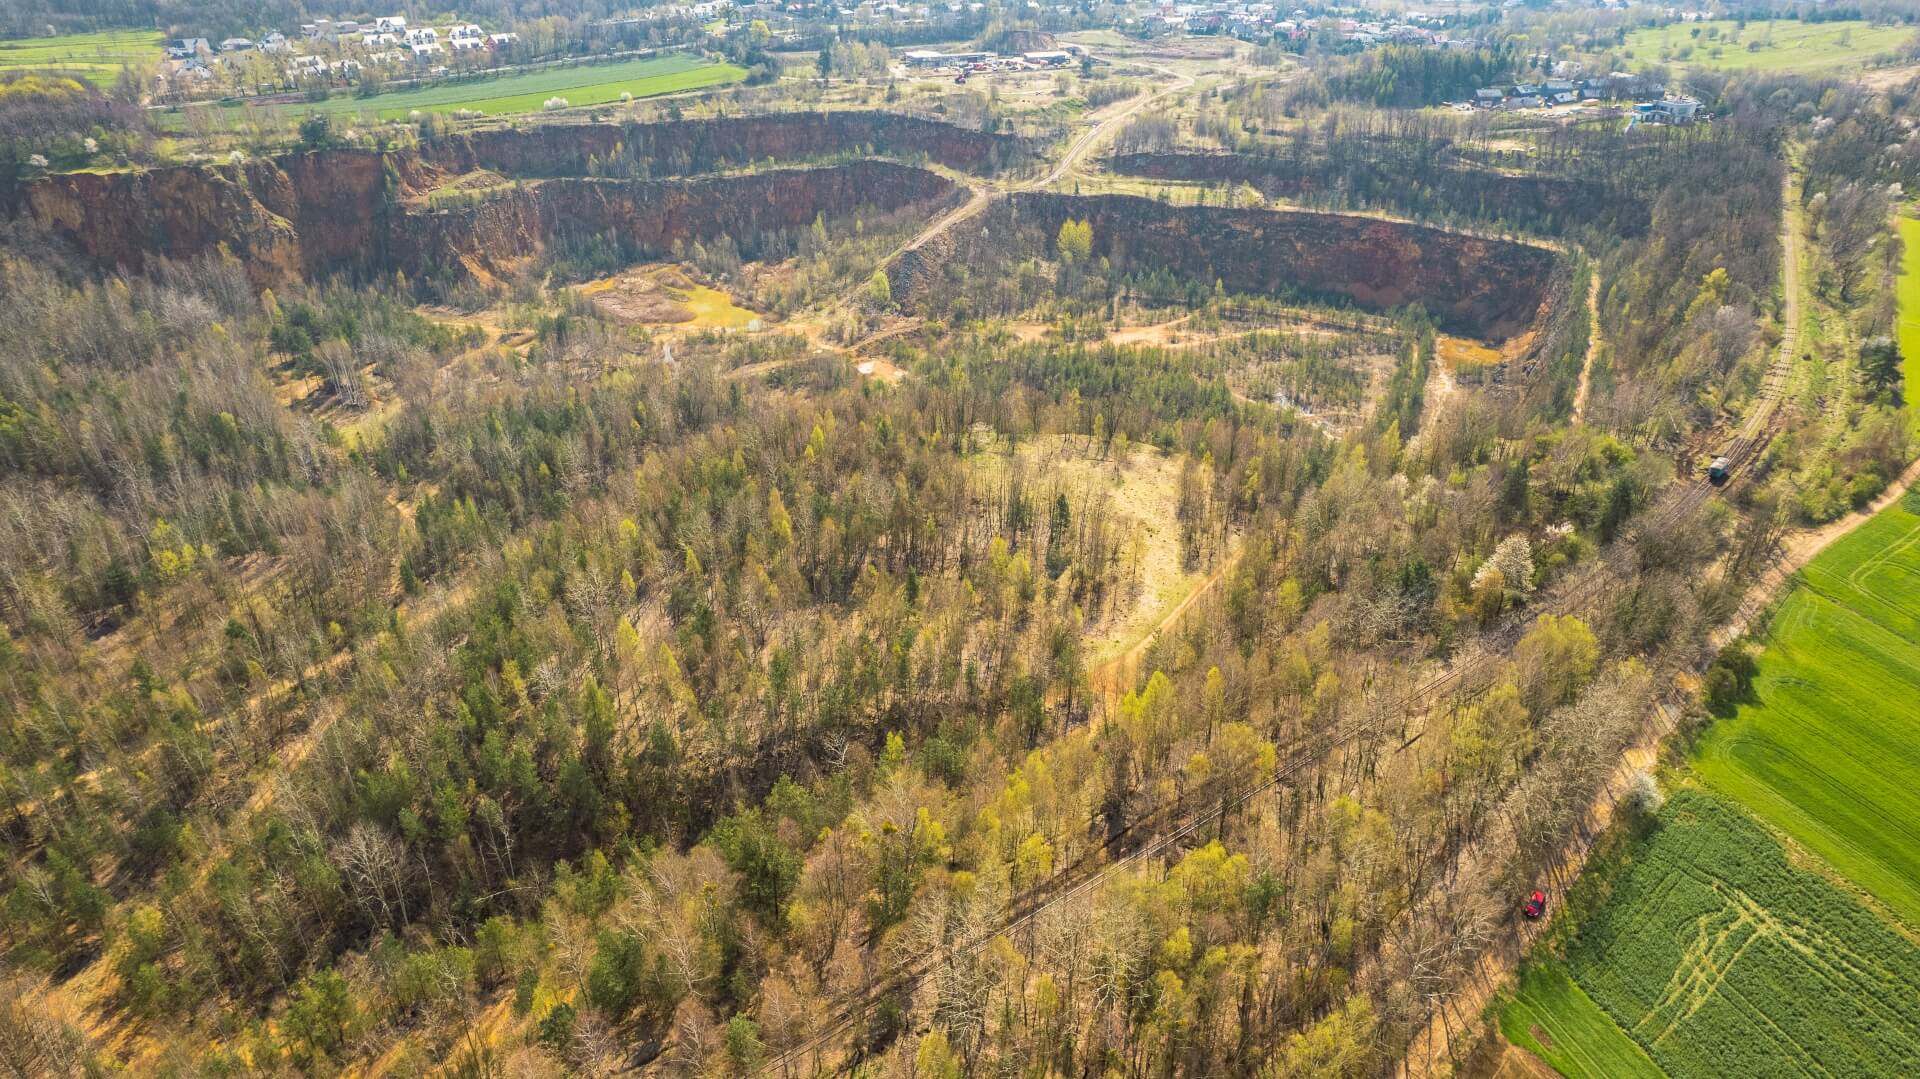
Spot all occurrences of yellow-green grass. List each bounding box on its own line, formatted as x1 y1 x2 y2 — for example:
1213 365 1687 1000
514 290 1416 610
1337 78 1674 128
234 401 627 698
1549 788 1920 1078
1621 19 1916 74
0 29 161 84
1694 498 1920 928
1896 215 1920 437
251 54 742 121
1501 963 1665 1079
680 284 757 329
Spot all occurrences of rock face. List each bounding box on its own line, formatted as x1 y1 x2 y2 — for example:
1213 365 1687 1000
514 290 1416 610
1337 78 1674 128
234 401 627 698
17 124 963 290
421 112 1039 178
20 163 306 287
893 192 1562 340
1108 151 1649 238
398 162 959 285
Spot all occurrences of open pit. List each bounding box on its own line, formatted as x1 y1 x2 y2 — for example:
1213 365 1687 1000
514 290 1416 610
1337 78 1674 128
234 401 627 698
1106 150 1651 237
9 113 1024 290
892 191 1565 341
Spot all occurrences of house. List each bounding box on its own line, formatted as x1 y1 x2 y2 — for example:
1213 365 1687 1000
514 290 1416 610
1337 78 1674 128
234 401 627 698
1636 96 1700 124
1551 90 1578 105
486 32 520 48
375 15 407 33
411 41 445 58
363 32 399 47
1505 94 1543 109
291 54 328 75
1475 87 1504 106
904 49 988 67
1022 50 1071 66
167 37 210 59
449 24 485 43
406 27 439 46
336 21 361 35
330 59 363 78
300 21 326 37
218 37 254 52
261 32 292 53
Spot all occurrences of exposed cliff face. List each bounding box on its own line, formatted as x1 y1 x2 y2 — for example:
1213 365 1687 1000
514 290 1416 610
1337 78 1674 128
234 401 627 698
20 126 958 291
402 162 959 284
1108 151 1650 238
893 192 1562 340
21 164 304 289
422 112 1038 178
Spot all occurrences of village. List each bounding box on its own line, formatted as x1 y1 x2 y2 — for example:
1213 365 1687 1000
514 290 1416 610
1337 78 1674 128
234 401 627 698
159 15 524 97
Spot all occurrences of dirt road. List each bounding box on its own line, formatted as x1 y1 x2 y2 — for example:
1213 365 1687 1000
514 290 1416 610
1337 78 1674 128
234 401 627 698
1399 161 1813 1079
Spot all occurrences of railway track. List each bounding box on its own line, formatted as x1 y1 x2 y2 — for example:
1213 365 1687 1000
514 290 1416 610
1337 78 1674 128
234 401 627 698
757 144 1806 1079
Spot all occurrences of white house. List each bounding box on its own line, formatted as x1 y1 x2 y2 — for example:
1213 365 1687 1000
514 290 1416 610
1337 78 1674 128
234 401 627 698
219 36 254 52
486 32 520 47
411 41 445 58
449 24 485 42
406 27 439 46
261 32 291 53
375 15 408 33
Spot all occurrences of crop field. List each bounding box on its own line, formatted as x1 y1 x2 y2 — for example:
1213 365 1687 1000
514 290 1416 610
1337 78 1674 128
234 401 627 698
0 29 161 84
1557 789 1920 1078
1501 963 1665 1079
1621 19 1917 74
277 54 744 120
1897 216 1920 436
1694 498 1920 927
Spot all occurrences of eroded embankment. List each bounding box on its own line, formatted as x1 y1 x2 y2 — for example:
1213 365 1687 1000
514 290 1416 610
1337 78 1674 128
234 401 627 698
18 125 965 289
892 192 1562 340
422 111 1041 178
1109 151 1650 238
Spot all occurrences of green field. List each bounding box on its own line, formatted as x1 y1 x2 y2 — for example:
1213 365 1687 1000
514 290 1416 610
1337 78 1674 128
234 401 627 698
1557 789 1920 1077
1693 498 1920 927
1621 19 1917 74
1897 216 1920 437
1502 963 1665 1079
0 29 161 84
275 54 744 120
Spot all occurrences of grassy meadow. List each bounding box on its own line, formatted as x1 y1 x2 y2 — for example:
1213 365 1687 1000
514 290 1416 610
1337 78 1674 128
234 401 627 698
267 54 744 121
1693 496 1920 927
1556 789 1920 1078
1501 963 1665 1079
1621 19 1916 74
0 29 161 84
1897 215 1920 437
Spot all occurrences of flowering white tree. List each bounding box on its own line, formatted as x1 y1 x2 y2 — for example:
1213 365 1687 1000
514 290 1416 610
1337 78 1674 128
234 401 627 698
1473 534 1534 598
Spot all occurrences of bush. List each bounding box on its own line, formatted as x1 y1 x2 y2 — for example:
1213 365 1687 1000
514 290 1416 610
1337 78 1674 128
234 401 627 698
1704 645 1759 716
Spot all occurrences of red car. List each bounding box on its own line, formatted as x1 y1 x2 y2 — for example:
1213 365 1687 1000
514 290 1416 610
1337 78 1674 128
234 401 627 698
1523 890 1547 919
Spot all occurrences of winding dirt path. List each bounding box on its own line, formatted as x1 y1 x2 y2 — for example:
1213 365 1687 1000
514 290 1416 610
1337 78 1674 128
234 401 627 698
1086 554 1232 713
1572 266 1602 423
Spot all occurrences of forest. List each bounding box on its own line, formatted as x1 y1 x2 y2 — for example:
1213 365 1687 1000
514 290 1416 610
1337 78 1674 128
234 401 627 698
0 19 1917 1079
